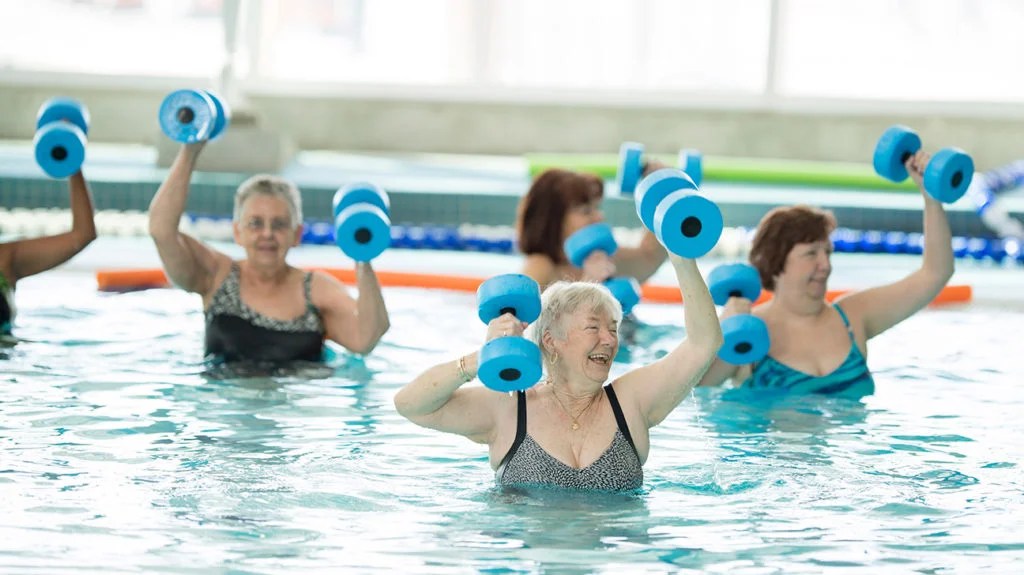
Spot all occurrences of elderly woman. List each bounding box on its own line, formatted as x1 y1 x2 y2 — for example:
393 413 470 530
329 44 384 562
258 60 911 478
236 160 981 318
698 151 954 395
517 167 668 290
1 171 97 335
148 143 390 363
394 254 722 492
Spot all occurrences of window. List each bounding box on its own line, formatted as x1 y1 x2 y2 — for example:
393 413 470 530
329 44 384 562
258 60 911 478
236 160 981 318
256 0 476 85
0 0 224 77
487 0 771 94
775 0 1024 102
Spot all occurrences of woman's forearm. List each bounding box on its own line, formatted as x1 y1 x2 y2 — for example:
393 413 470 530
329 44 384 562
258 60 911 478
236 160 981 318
394 352 479 417
673 257 723 350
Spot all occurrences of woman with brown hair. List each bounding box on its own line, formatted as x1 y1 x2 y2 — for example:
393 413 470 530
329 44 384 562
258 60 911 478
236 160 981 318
698 151 954 395
516 168 668 290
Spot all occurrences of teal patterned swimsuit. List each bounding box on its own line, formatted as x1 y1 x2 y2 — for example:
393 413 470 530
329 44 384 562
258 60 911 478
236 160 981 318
742 304 875 396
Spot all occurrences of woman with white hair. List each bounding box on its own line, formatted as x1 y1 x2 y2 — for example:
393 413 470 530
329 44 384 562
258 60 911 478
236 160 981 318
148 143 390 364
394 254 722 492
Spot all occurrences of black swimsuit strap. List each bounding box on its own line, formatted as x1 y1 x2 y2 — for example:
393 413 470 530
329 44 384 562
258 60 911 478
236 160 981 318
605 384 639 461
496 391 528 477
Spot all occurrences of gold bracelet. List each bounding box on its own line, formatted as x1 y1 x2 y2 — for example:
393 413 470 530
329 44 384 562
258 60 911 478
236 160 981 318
456 355 472 383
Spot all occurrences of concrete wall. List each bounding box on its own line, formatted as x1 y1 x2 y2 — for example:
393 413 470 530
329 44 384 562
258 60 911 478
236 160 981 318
3 82 1024 171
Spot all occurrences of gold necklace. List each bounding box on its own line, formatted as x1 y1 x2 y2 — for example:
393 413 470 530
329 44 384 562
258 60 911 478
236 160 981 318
548 383 602 430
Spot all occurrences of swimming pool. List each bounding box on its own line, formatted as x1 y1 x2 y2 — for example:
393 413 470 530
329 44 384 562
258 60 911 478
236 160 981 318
2 242 1022 573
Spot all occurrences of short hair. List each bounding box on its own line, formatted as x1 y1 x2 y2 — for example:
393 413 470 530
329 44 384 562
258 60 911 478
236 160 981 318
749 205 837 291
516 169 604 264
233 174 303 228
528 281 622 363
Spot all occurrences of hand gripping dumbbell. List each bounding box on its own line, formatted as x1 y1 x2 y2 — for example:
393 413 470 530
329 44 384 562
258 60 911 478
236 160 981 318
634 168 723 258
332 182 392 262
34 97 90 179
617 142 704 195
707 263 770 365
563 223 642 314
158 89 231 143
873 125 974 203
476 274 543 392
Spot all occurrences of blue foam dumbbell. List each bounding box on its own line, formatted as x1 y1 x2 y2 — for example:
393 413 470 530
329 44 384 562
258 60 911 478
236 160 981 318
159 89 231 143
33 97 89 179
707 263 770 365
634 168 723 258
563 222 643 314
477 274 543 392
617 142 704 195
332 181 392 262
677 148 704 187
616 142 646 195
873 125 974 203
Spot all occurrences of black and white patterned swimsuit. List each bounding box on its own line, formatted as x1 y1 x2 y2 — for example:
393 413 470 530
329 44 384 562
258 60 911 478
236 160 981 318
496 385 644 492
204 263 325 363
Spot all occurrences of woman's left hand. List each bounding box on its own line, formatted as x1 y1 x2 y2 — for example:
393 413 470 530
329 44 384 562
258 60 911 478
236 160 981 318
906 150 930 190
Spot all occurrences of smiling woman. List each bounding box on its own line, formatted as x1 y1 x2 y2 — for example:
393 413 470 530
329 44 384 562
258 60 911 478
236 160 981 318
393 253 723 492
148 141 391 364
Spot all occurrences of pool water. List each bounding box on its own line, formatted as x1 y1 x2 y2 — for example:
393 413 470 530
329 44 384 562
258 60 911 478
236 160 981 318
2 270 1023 573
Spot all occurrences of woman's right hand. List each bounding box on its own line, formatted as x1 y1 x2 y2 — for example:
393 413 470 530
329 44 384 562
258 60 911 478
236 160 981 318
486 313 527 342
581 250 616 283
721 296 752 319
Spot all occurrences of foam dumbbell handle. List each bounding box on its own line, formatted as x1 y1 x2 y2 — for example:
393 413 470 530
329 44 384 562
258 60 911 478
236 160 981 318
158 89 217 143
678 148 703 187
652 190 723 258
873 125 922 183
36 97 90 136
203 90 231 140
564 222 618 268
478 337 543 392
604 276 641 315
634 168 699 232
923 147 974 204
33 123 87 179
707 263 761 306
334 204 391 262
616 142 644 195
718 314 770 365
333 182 391 220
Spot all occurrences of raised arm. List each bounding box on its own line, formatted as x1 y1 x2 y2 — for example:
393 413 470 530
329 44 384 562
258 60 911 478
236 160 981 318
619 254 723 426
148 144 229 296
839 151 955 340
5 171 97 283
313 262 390 354
612 229 668 283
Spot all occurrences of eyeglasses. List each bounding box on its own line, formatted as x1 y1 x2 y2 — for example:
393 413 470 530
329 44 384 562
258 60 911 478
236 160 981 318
243 217 293 233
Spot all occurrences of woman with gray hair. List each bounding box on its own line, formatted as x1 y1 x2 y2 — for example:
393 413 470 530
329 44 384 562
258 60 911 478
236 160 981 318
394 253 722 492
148 143 390 364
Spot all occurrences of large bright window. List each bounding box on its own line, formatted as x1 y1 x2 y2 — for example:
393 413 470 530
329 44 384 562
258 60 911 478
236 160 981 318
775 0 1024 102
0 0 224 78
2 0 1023 106
256 0 477 85
487 0 771 93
